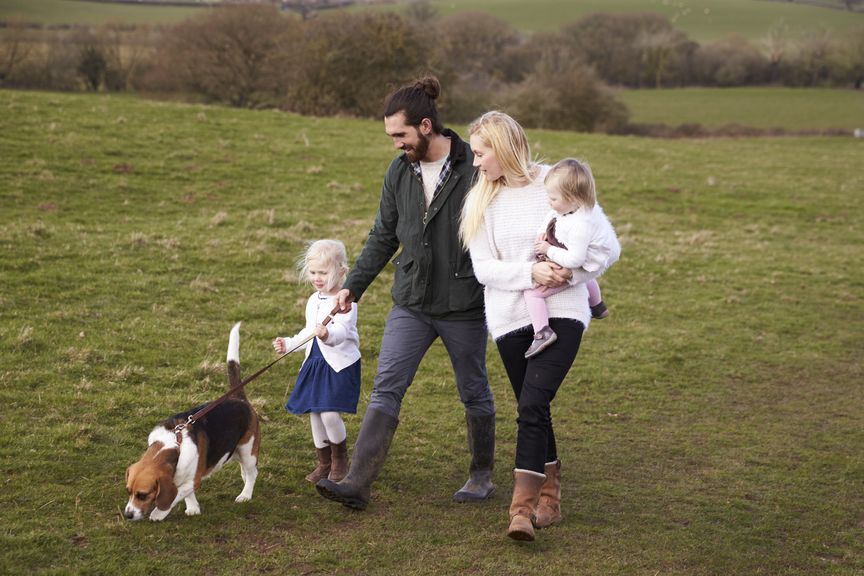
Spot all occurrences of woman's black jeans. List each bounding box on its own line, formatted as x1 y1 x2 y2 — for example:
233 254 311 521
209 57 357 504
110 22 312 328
495 318 584 473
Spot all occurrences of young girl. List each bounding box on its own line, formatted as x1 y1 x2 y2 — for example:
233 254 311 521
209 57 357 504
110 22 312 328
523 158 617 358
272 239 361 484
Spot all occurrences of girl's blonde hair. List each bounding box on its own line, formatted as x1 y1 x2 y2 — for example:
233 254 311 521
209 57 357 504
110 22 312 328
545 158 596 210
459 111 537 249
297 239 349 293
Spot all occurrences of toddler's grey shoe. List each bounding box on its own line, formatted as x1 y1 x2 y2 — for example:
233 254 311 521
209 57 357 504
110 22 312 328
524 326 557 359
590 301 610 319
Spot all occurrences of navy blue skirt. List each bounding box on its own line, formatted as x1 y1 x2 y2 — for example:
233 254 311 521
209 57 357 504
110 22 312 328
285 339 361 415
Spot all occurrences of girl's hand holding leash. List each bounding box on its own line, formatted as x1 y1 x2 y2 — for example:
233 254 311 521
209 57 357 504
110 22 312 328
273 338 288 354
314 324 328 342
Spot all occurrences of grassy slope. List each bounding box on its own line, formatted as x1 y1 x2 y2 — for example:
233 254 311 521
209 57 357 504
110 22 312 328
1 90 862 575
409 0 864 41
3 0 863 41
616 87 864 130
0 0 202 25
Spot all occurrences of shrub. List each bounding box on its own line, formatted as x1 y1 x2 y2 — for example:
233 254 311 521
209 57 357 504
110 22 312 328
501 60 629 133
552 13 694 87
285 12 426 117
152 5 296 108
694 37 769 86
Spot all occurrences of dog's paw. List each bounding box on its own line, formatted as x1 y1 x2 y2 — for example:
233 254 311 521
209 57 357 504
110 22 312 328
149 508 170 522
235 494 252 503
185 505 201 516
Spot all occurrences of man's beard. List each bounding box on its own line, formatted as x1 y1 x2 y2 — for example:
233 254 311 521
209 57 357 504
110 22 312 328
404 131 430 163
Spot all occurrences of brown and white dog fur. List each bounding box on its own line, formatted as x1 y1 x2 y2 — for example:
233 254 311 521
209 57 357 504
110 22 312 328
124 322 260 521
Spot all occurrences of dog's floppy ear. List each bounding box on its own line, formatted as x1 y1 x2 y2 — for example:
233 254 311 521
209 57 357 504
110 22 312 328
155 471 177 511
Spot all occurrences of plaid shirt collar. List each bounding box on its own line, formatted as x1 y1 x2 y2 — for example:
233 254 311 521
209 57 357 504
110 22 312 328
409 154 453 200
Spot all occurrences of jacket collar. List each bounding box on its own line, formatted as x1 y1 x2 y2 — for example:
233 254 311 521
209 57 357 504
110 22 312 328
399 127 468 166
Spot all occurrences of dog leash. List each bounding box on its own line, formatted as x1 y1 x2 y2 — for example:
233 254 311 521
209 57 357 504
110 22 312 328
172 304 342 446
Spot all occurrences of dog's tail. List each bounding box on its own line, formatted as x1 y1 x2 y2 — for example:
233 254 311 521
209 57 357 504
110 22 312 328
226 322 245 401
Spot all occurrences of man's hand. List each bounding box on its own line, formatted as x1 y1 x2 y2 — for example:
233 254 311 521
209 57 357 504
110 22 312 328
532 261 572 291
335 289 355 313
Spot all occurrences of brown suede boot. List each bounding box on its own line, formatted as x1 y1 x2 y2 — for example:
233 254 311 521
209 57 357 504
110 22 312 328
534 460 562 528
305 445 331 483
507 469 546 542
328 440 348 482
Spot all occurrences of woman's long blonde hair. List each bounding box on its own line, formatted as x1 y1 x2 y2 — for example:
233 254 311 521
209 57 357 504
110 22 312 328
459 111 537 249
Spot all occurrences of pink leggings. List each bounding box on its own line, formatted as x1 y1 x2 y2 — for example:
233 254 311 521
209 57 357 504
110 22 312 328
524 279 602 334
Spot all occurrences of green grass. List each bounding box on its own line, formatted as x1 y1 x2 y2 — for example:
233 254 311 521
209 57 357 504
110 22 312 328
3 0 863 42
410 0 864 41
1 89 863 575
0 0 203 25
616 87 864 131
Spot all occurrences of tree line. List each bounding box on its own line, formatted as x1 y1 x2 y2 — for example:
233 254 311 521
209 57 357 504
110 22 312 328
1 5 862 132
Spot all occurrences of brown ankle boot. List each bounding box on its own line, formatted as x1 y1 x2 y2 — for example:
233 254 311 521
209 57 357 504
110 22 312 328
507 469 546 541
534 460 562 528
328 440 348 482
305 445 331 483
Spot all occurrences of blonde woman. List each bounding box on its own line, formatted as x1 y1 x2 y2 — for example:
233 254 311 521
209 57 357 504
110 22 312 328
460 111 620 541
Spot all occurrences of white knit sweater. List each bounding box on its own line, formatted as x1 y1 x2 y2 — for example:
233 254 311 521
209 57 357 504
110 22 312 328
468 166 619 340
277 293 360 373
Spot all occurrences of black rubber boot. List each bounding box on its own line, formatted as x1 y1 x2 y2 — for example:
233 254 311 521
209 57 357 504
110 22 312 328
452 413 496 502
315 408 398 510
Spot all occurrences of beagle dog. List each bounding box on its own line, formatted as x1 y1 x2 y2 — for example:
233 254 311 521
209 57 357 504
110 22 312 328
124 322 260 521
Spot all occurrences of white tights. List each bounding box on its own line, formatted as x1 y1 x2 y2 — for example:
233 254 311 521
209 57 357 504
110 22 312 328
309 412 346 449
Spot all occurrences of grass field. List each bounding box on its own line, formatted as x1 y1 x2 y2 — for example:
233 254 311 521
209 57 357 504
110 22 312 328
422 0 864 40
1 89 863 575
616 87 864 131
0 0 202 25
2 0 863 42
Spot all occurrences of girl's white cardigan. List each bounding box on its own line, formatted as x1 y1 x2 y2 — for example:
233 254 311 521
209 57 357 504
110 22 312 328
468 166 620 340
277 293 360 373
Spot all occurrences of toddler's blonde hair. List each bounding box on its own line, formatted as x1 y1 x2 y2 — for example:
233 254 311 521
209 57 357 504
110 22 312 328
297 239 349 293
545 158 596 210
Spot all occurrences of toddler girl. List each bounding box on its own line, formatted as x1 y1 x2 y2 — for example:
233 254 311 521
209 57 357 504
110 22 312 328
272 239 361 483
524 158 616 358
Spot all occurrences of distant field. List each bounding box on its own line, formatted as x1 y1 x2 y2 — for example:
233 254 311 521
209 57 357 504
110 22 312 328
415 0 864 41
0 0 202 25
3 0 863 42
617 87 864 131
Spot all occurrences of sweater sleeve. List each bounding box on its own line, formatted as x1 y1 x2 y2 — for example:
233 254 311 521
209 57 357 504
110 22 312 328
546 223 591 270
566 204 621 285
469 220 536 292
344 164 401 301
278 296 315 353
321 302 357 347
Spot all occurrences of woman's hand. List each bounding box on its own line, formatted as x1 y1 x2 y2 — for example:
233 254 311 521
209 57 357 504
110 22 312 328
532 261 572 291
272 338 287 354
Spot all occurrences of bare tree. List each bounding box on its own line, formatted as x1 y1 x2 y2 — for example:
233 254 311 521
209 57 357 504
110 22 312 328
0 19 33 85
636 28 684 88
158 5 295 107
795 27 834 85
761 19 790 83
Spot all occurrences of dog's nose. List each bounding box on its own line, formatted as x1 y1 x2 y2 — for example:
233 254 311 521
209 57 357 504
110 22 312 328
123 509 134 520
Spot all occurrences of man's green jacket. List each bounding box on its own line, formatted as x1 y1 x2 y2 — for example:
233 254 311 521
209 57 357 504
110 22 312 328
344 128 484 321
